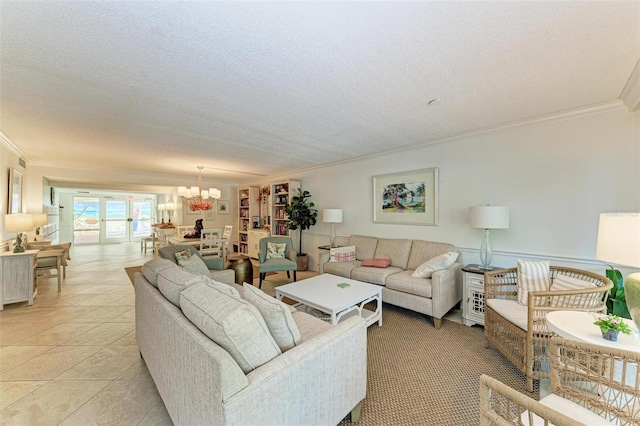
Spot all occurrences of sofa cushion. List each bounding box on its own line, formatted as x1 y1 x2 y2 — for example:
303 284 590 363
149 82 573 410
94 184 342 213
411 252 459 278
348 235 378 261
142 258 175 288
329 245 356 262
407 240 456 270
180 281 282 374
361 258 392 268
323 260 361 278
486 298 528 331
351 266 403 286
386 270 433 298
206 277 241 298
517 260 550 305
157 265 209 307
243 284 301 351
291 311 332 341
374 238 412 269
175 249 210 276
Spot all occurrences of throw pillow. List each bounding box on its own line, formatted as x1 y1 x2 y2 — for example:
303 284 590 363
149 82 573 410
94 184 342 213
549 274 598 308
411 252 459 278
329 245 356 262
361 258 392 268
243 284 301 351
266 242 287 259
516 260 550 305
175 249 210 276
142 258 175 288
180 281 281 373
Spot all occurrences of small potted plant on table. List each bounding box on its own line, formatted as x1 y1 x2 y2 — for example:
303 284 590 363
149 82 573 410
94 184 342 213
593 314 633 341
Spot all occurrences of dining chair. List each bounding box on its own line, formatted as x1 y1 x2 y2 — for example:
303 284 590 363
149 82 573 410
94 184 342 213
36 249 65 292
200 229 225 260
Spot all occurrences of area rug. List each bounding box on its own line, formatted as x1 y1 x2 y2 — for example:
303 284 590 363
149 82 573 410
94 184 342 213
124 265 143 285
337 304 538 426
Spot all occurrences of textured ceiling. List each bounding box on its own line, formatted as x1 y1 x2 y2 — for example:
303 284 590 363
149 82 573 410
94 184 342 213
1 1 639 185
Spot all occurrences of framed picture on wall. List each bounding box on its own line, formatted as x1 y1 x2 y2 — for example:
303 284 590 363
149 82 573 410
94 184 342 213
8 168 23 214
372 167 439 225
217 200 230 215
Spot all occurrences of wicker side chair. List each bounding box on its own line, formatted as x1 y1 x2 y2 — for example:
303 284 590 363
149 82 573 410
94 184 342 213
550 337 640 425
484 266 612 392
479 374 584 426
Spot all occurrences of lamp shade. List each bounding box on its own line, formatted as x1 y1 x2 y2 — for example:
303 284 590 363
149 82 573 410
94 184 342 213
158 203 166 211
596 212 640 268
32 213 48 227
323 209 343 223
469 206 509 229
5 214 34 232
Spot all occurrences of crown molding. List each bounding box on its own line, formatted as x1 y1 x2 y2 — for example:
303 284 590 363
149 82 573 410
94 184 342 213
0 130 24 158
621 60 640 112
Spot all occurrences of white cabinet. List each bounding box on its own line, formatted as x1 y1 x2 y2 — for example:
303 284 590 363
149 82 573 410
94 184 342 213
0 250 37 311
247 230 270 259
462 267 486 327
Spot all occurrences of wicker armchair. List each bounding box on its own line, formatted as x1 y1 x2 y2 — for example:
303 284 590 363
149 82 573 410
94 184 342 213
479 374 583 426
480 338 640 425
484 266 612 392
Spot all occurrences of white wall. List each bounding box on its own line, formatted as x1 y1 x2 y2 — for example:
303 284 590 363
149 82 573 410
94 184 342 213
246 106 639 275
0 142 28 250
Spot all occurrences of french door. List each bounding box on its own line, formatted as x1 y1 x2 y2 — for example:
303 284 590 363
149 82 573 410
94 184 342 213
73 196 154 245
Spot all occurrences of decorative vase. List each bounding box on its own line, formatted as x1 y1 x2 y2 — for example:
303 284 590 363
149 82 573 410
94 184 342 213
623 273 640 334
601 329 619 341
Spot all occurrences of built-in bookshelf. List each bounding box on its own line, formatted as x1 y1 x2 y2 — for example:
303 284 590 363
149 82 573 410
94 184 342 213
270 180 300 237
237 187 259 254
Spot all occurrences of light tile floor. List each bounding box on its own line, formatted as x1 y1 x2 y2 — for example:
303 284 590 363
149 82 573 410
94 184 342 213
0 243 173 425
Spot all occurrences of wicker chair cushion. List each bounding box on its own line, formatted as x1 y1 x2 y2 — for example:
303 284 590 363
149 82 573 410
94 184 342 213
486 298 528 331
538 394 612 426
411 252 458 278
517 260 550 305
550 274 598 308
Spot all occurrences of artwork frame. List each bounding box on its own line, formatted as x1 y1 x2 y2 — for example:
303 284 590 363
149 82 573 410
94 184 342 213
372 167 438 226
217 200 230 215
8 168 23 214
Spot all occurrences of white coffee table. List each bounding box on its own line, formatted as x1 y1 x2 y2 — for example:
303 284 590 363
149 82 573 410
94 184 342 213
276 274 382 327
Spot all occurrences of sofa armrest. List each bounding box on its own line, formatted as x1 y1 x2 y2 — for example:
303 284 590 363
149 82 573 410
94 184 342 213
210 269 236 285
430 262 463 318
319 252 330 273
224 316 367 425
203 257 225 270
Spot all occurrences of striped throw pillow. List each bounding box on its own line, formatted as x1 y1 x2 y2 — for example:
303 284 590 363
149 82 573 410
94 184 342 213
516 260 550 305
329 245 356 262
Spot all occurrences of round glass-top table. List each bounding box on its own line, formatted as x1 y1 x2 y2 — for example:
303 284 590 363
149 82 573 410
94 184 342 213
546 311 639 352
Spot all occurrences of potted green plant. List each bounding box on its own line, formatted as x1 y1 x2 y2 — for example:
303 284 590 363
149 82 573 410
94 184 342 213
285 188 317 271
593 314 633 341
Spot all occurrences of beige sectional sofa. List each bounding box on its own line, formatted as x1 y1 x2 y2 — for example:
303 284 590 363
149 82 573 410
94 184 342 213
320 235 462 329
135 259 367 425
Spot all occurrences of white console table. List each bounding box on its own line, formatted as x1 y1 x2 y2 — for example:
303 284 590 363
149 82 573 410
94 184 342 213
0 250 38 310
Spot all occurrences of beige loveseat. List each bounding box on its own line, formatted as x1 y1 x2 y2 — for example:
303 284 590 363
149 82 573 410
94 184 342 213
320 235 462 329
135 259 367 425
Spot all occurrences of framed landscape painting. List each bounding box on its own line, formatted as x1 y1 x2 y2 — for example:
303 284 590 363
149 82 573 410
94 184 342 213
372 167 438 225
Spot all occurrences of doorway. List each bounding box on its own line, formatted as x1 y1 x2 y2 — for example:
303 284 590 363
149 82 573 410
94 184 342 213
73 196 154 245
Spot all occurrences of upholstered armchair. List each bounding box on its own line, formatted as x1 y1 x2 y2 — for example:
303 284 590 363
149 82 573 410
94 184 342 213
484 265 612 392
158 245 234 285
258 236 297 288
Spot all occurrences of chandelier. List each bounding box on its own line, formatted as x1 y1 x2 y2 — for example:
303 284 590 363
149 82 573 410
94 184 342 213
177 166 221 211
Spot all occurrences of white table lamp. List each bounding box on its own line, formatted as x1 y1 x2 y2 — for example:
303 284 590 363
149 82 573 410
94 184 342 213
596 212 640 332
323 209 343 248
469 205 509 270
5 213 34 253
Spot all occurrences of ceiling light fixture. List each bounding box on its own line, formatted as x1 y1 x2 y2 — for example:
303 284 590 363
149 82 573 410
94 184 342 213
177 166 221 212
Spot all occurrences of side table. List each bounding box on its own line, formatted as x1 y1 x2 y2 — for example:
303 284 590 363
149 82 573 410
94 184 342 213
226 254 253 285
461 264 505 327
